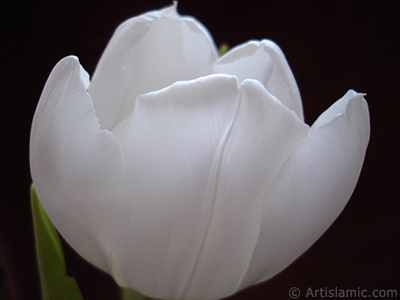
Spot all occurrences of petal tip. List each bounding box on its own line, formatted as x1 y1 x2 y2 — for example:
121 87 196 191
57 55 90 90
162 1 179 17
312 89 370 131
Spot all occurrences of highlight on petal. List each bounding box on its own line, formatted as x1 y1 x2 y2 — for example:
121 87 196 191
30 56 130 274
88 2 218 130
109 75 308 299
238 91 370 289
211 40 304 120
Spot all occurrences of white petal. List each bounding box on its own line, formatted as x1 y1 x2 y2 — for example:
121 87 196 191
238 91 370 289
311 89 365 130
109 75 308 299
30 56 129 274
211 40 304 120
88 3 218 130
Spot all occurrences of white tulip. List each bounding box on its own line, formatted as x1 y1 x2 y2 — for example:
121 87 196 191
30 3 370 300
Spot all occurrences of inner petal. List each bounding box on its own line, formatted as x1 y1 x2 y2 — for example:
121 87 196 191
88 6 217 131
116 16 217 127
211 40 304 120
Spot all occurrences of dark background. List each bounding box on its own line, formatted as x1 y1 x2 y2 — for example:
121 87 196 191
1 0 399 299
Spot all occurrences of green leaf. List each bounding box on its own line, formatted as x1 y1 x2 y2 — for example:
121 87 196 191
121 288 154 300
31 185 84 300
218 42 229 56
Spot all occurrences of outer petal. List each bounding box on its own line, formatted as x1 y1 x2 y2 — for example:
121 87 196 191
238 91 370 289
88 3 218 130
109 75 308 299
30 56 129 274
211 40 304 120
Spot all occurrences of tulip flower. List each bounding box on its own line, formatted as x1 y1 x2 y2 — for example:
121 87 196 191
30 3 370 300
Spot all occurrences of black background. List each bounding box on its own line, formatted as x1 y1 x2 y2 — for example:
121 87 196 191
1 0 399 299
